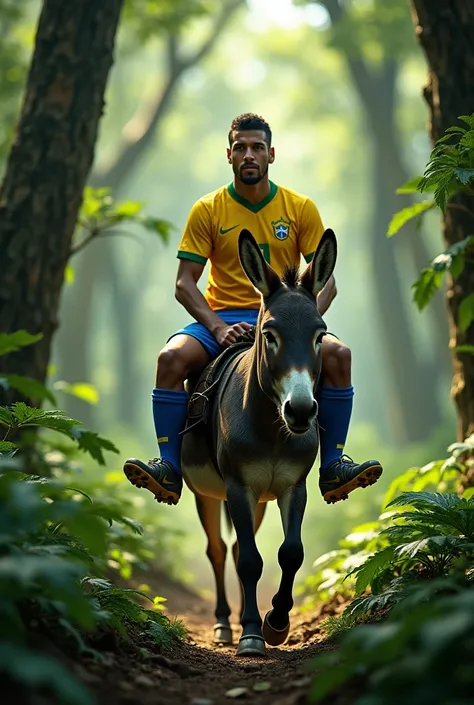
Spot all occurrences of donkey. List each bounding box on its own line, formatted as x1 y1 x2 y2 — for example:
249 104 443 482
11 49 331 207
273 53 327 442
181 227 337 657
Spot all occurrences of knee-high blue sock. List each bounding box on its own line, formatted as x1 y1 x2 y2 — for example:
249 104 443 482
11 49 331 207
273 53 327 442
318 385 354 471
152 388 188 475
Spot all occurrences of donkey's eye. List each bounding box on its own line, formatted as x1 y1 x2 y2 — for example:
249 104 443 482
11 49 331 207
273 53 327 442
263 331 278 347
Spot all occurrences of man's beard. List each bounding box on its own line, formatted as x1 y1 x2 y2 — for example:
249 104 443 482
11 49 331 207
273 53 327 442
237 164 268 185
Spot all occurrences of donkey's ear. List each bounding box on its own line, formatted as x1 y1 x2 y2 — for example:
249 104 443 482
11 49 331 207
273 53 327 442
238 229 281 299
300 228 337 297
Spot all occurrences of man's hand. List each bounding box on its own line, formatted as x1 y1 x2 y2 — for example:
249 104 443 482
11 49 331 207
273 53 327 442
215 321 253 348
317 275 337 316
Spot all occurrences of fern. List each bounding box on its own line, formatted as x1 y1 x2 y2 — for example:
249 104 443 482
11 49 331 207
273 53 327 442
348 546 395 595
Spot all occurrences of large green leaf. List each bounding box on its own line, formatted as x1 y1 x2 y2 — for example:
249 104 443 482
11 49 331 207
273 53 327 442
395 535 463 559
0 331 43 356
0 441 17 454
395 176 424 194
54 381 99 405
411 235 474 310
72 429 119 465
348 546 395 595
388 491 464 512
454 344 474 355
454 166 474 185
459 292 474 333
114 200 144 217
0 374 56 404
412 267 445 310
11 404 78 436
387 200 436 237
139 216 173 242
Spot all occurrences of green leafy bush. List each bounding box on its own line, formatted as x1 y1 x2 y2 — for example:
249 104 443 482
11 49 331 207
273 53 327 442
299 440 461 609
306 445 474 703
0 333 186 705
310 588 474 705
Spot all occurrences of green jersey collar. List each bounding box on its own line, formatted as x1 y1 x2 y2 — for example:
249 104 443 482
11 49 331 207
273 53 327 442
227 181 278 213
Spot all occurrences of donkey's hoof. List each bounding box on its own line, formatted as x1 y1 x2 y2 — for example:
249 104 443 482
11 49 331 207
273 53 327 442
236 634 266 657
262 610 290 646
213 623 233 645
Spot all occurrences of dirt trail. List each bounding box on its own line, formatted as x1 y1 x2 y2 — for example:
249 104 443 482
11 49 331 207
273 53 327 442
80 572 345 705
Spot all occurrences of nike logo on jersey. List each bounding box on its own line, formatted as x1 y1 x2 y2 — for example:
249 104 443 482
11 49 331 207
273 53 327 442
220 225 239 235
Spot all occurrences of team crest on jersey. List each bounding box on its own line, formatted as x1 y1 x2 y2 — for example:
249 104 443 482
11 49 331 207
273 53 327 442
272 217 290 241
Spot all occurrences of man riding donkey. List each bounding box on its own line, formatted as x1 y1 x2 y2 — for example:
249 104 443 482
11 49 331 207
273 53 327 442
123 113 383 506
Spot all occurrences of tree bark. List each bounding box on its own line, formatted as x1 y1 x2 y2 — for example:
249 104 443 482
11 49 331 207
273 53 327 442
411 1 474 441
0 0 124 406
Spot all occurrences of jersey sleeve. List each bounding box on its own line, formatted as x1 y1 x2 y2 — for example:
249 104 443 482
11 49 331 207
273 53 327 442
177 200 213 265
297 198 325 263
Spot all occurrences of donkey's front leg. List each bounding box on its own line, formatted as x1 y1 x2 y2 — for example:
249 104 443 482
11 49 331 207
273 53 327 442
226 478 266 657
263 482 307 646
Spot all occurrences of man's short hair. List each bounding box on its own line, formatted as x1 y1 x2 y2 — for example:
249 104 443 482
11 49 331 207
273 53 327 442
228 113 272 147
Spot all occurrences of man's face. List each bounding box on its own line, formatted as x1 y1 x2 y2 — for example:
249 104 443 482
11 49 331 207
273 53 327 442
227 130 275 185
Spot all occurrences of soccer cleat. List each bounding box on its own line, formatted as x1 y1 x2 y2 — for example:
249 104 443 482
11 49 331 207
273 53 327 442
123 457 182 506
320 454 383 504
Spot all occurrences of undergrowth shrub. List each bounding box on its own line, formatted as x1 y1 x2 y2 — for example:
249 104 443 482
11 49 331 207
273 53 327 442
305 429 474 703
0 332 187 705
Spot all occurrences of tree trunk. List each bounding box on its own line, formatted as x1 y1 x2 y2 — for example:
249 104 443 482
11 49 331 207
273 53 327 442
0 0 123 406
54 1 244 427
411 1 474 441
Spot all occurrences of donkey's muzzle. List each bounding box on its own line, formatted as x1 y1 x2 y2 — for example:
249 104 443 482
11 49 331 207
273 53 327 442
283 397 317 434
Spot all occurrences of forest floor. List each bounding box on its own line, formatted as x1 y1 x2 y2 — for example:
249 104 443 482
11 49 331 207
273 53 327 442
70 570 354 705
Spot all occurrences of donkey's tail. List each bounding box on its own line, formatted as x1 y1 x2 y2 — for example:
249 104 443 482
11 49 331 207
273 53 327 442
223 501 233 534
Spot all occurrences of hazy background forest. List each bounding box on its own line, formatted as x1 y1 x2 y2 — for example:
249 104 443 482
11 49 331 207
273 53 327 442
1 0 456 597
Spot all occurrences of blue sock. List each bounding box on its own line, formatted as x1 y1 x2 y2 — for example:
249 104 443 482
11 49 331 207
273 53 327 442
318 385 354 471
152 388 188 475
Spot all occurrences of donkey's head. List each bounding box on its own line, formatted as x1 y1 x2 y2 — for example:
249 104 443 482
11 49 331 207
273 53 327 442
238 229 337 435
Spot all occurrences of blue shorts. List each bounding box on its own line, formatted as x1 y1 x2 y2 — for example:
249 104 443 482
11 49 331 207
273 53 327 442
168 309 259 360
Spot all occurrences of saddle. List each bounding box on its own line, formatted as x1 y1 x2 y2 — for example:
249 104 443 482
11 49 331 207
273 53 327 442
183 327 256 435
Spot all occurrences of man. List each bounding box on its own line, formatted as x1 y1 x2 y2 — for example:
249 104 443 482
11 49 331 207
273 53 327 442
123 113 382 506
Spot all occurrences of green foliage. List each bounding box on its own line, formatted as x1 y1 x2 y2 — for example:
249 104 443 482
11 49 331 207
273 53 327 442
420 114 474 210
306 435 474 704
53 381 99 405
0 335 186 703
300 440 461 608
0 329 43 355
412 236 474 310
72 187 174 258
310 588 474 705
0 401 118 466
387 200 435 237
389 113 474 313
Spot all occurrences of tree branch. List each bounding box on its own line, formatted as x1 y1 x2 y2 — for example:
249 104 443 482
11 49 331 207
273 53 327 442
90 0 245 193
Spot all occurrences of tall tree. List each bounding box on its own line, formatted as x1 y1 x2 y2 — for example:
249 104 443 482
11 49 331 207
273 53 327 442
54 0 244 426
305 0 447 442
410 1 474 440
0 0 124 403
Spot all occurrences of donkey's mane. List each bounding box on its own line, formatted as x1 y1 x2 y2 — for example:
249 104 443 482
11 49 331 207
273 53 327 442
281 264 300 289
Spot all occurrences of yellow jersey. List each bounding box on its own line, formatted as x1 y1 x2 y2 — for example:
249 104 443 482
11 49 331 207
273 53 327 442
177 181 325 310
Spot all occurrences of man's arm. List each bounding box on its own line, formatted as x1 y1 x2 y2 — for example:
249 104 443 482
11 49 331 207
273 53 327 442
175 260 251 347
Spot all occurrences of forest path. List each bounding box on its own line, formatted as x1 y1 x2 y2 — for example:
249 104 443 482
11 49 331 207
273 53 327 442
83 569 345 705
